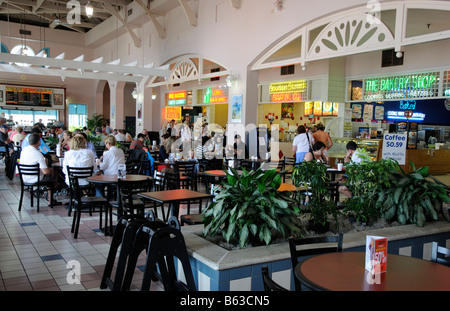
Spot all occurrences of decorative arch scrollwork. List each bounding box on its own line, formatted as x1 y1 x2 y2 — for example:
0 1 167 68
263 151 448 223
308 14 395 59
169 58 199 83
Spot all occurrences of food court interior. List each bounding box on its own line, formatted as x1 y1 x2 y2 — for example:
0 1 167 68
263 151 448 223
0 0 449 292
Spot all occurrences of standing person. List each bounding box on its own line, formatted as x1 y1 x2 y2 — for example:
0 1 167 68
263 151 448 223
62 135 97 186
180 116 192 157
292 125 314 163
233 134 249 159
20 133 58 206
312 123 333 163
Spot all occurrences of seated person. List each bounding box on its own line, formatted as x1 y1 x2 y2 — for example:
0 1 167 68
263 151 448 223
158 134 174 173
21 128 51 155
303 141 327 163
60 130 72 152
62 136 97 187
338 141 365 198
0 124 14 155
130 133 145 150
20 133 58 206
95 135 125 196
11 126 26 147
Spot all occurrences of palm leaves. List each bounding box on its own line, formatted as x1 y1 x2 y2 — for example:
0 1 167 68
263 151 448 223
202 167 305 248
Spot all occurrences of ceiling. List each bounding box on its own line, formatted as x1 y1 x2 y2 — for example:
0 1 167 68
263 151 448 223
0 0 134 33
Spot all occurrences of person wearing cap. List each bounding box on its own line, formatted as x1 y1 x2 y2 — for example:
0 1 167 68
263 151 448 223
0 124 14 157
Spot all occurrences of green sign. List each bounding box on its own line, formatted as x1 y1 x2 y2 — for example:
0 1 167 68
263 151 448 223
365 75 437 92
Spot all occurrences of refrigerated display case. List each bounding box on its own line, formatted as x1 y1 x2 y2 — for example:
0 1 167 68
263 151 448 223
328 137 382 162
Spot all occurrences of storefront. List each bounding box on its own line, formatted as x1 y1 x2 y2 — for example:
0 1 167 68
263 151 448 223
258 78 343 158
0 84 65 131
340 69 450 173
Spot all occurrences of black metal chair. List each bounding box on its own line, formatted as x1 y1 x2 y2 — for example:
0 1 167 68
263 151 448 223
117 178 153 218
288 233 343 291
284 156 296 180
261 266 288 291
174 161 196 190
66 166 94 217
69 174 110 239
431 242 450 266
94 145 105 158
17 163 56 212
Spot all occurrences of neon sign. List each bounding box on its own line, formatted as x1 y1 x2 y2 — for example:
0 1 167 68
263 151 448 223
165 106 182 120
269 80 307 93
168 91 187 106
387 111 425 122
365 75 437 92
204 88 228 104
271 92 303 102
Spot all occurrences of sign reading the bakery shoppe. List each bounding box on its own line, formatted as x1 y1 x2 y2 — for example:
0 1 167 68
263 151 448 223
360 72 440 101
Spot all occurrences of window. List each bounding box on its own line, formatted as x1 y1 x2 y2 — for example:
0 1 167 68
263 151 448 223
11 45 35 67
0 108 58 127
68 104 87 129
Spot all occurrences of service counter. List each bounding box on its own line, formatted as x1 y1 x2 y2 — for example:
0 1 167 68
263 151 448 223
401 149 450 175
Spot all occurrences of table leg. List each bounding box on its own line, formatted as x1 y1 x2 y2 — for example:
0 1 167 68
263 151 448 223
170 201 180 219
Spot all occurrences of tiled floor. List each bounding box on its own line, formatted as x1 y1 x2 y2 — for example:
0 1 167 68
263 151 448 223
1 161 449 292
0 164 169 291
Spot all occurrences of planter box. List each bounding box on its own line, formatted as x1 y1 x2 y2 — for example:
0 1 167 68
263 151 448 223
177 221 450 291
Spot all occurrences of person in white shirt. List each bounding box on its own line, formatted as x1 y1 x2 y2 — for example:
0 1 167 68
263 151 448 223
62 136 97 186
19 133 58 206
338 141 367 198
98 135 125 175
95 135 125 197
292 125 315 163
114 130 127 142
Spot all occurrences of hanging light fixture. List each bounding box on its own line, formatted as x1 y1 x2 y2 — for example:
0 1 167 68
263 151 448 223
85 1 94 18
132 88 138 99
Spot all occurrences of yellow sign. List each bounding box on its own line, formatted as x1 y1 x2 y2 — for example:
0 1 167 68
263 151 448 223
165 106 182 121
269 80 307 94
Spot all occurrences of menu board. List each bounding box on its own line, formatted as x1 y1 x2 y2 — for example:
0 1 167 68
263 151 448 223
333 103 339 116
323 102 333 116
5 87 52 107
304 101 313 116
313 101 323 116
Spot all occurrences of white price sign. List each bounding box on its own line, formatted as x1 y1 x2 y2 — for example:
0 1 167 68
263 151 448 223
382 134 407 165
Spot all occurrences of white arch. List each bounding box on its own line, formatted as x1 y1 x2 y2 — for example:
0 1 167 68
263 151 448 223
251 0 450 71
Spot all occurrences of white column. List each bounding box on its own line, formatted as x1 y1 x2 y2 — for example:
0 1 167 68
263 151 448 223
108 81 125 130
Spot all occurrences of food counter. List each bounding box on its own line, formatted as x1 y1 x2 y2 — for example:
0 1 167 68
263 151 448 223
402 149 450 175
328 137 382 165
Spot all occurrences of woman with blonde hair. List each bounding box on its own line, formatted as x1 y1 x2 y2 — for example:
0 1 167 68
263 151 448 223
62 135 97 186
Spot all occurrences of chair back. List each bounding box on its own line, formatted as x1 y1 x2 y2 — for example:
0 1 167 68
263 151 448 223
94 145 105 158
139 159 152 176
17 163 41 185
153 170 166 191
68 174 83 202
431 242 450 266
67 166 94 189
261 266 288 291
289 233 343 291
118 178 152 215
174 161 196 176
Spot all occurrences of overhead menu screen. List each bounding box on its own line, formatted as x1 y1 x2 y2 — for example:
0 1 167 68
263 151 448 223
5 87 52 107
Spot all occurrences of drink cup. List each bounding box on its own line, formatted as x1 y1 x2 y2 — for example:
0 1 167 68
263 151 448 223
337 163 343 171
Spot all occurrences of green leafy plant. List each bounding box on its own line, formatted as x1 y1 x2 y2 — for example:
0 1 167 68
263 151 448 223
343 159 396 223
202 167 305 248
44 136 59 150
378 161 450 227
291 161 340 230
86 113 107 130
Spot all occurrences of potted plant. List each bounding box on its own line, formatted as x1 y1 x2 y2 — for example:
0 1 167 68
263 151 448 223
86 113 107 130
343 158 396 224
202 167 305 248
378 161 450 227
291 161 340 233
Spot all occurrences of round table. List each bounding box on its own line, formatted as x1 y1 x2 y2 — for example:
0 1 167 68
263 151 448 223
295 252 450 291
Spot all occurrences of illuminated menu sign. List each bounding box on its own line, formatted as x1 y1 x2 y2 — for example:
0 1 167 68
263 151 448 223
5 87 52 107
353 72 440 101
270 80 308 103
165 106 182 121
168 91 187 106
204 88 228 104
